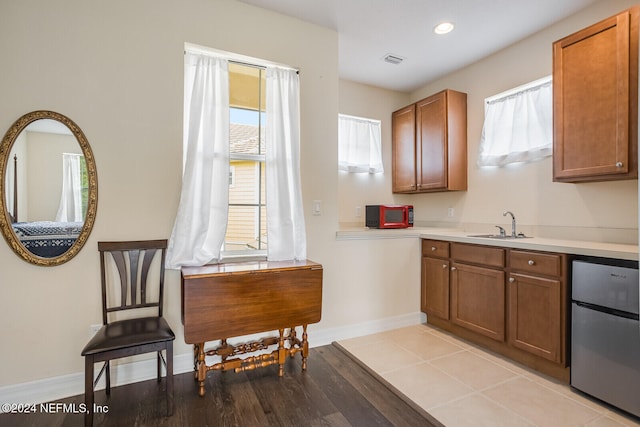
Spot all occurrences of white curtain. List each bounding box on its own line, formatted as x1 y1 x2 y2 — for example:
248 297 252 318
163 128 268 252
265 66 307 261
166 53 230 269
338 114 383 173
478 76 552 167
56 153 83 222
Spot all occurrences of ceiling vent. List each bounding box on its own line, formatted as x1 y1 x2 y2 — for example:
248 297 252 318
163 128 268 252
383 54 405 65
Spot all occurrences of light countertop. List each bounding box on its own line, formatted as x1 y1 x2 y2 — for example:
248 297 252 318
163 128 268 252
420 229 638 261
336 227 638 261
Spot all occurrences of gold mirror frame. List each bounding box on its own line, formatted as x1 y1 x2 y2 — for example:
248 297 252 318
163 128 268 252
0 111 98 266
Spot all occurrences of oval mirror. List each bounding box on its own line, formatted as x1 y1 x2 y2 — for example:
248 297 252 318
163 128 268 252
0 111 97 266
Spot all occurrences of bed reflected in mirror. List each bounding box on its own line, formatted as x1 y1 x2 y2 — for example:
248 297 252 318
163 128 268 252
0 111 97 266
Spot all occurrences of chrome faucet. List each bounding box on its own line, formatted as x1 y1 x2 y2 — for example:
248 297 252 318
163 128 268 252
503 211 516 238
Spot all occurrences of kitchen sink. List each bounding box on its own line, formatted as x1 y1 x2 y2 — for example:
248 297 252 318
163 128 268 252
467 233 531 239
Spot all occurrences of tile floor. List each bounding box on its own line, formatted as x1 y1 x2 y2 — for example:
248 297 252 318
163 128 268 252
338 323 640 427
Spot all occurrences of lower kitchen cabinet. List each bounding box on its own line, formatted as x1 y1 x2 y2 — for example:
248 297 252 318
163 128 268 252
508 249 567 364
451 262 505 341
508 273 562 362
421 240 450 319
421 239 569 382
421 256 450 319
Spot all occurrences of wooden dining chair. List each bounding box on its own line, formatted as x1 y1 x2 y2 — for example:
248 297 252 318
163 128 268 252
81 240 174 426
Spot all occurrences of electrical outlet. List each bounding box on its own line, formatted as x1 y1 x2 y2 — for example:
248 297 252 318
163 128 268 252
89 324 102 338
355 206 362 218
447 207 455 218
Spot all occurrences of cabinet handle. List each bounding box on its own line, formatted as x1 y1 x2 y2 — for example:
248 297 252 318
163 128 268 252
451 266 457 271
442 264 448 269
528 260 535 266
509 277 515 283
431 246 437 251
616 161 623 168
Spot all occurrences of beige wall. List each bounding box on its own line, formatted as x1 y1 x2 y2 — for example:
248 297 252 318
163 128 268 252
339 0 639 244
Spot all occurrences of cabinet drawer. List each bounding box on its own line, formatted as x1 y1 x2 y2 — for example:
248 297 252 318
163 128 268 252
451 243 504 268
422 239 449 259
510 250 562 277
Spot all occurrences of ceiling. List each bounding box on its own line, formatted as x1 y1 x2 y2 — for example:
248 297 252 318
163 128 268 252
238 0 599 92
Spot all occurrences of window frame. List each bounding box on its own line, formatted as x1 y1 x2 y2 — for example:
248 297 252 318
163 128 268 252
222 64 267 260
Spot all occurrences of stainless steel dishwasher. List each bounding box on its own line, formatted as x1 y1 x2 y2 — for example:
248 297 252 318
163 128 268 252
571 257 640 418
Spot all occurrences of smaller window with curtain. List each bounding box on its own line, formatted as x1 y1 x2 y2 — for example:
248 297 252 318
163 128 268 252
478 76 552 167
338 114 383 173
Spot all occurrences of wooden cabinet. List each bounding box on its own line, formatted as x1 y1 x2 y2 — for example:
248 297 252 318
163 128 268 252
508 250 566 364
450 244 505 341
553 7 638 182
421 239 569 382
392 104 417 193
392 89 467 193
421 240 450 319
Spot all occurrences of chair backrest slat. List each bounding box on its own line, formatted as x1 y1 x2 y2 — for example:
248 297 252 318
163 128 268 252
140 248 157 305
128 249 140 307
98 239 168 323
110 251 129 308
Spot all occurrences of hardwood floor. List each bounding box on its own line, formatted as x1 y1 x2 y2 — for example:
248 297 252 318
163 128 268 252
0 344 440 426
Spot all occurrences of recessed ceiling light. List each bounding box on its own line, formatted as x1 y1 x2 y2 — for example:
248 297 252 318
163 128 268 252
434 21 454 35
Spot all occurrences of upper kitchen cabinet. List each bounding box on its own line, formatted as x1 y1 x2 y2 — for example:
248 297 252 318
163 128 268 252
392 89 467 193
553 7 639 182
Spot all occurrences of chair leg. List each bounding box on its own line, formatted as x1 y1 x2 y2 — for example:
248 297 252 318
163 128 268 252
157 351 161 382
84 356 94 427
166 342 173 417
105 361 111 396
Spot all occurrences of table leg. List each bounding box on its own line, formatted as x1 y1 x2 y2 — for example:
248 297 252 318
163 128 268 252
278 328 285 377
301 325 309 371
193 344 199 380
289 326 297 358
196 342 206 396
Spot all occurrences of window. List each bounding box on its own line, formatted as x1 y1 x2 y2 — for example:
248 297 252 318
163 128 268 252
478 75 552 167
167 44 306 268
338 114 383 173
226 62 267 254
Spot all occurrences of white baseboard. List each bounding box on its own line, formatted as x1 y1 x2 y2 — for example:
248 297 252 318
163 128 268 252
0 311 425 410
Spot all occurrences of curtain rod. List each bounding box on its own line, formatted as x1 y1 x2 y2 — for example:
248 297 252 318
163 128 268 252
485 75 551 105
339 113 381 124
184 42 300 74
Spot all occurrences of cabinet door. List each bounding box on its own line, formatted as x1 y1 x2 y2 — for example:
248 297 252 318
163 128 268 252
508 273 562 363
450 262 505 341
553 7 638 182
421 256 450 320
416 92 447 191
392 104 417 192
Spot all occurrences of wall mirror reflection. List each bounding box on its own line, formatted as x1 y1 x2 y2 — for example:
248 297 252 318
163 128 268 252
0 111 97 266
